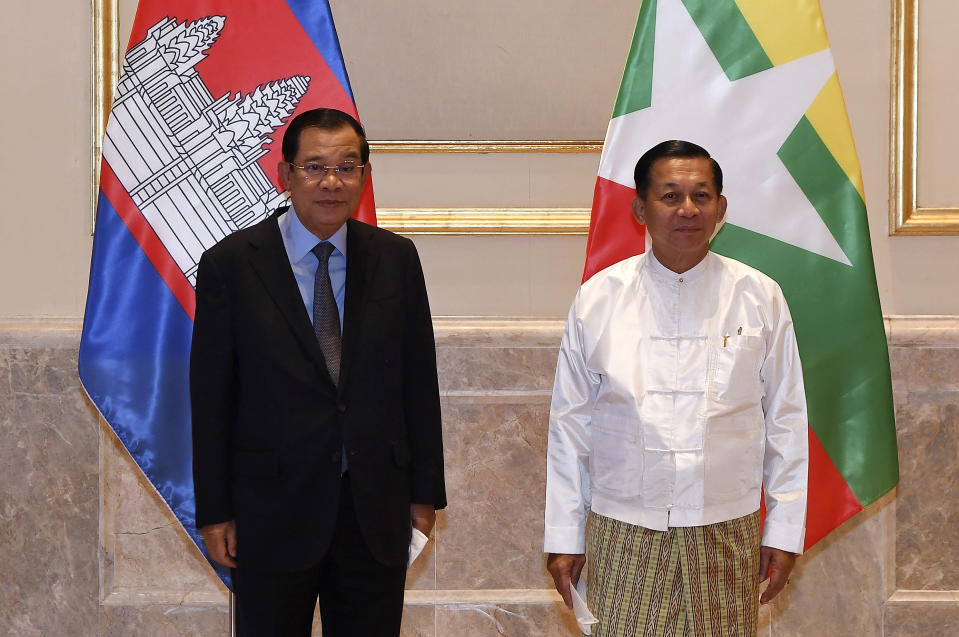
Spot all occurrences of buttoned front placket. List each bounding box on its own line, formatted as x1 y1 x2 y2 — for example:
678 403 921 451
641 256 709 526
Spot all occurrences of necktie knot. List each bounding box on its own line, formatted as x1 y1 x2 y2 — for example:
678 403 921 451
312 242 335 264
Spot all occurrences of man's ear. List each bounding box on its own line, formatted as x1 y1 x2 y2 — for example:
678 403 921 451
717 194 728 223
632 196 646 225
278 160 291 190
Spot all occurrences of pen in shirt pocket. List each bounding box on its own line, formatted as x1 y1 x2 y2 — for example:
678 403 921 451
723 327 744 347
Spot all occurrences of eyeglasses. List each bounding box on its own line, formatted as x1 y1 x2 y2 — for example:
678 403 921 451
288 161 366 180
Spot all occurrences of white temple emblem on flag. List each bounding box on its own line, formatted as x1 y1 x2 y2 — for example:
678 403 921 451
102 16 309 284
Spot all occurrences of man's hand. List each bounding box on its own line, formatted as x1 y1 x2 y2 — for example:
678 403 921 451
759 546 796 604
410 503 436 537
547 553 586 609
200 520 237 568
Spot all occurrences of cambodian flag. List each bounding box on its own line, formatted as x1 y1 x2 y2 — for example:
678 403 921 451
78 0 371 588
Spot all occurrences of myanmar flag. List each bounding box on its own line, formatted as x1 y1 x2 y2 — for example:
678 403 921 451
585 0 898 550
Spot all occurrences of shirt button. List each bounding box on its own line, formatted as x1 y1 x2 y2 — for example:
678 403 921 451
336 403 347 414
678 277 684 283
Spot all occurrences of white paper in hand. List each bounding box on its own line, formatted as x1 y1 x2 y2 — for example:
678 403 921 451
570 576 599 634
408 528 429 570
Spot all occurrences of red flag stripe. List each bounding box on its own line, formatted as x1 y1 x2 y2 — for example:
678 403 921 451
804 427 862 549
99 159 197 321
583 177 645 282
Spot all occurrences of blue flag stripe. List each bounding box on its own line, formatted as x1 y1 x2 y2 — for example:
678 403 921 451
284 0 355 101
79 192 231 586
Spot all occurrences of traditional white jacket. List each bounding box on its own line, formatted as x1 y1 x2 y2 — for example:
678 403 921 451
544 251 808 555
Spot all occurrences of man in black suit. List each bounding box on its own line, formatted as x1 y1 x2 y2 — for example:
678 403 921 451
190 108 446 636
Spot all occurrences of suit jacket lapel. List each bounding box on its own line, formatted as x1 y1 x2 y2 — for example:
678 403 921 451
246 210 337 397
339 219 379 397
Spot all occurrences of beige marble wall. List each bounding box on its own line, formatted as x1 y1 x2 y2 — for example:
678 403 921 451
883 317 959 635
1 317 958 635
0 324 101 635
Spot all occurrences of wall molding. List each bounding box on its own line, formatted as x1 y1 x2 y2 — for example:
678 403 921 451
370 140 601 154
404 589 563 604
887 590 959 602
890 0 959 235
5 316 959 345
378 209 590 235
885 315 959 347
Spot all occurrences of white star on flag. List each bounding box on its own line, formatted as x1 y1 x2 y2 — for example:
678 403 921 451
598 0 848 265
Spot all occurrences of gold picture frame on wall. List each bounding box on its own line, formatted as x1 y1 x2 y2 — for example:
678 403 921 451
890 0 959 235
90 0 597 235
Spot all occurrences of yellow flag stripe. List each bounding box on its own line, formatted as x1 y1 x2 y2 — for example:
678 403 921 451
736 0 866 201
734 0 829 64
805 73 866 201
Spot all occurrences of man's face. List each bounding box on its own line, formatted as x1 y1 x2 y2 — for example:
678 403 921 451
277 125 368 239
631 156 727 273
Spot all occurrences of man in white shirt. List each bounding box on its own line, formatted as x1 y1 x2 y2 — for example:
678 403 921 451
544 140 808 636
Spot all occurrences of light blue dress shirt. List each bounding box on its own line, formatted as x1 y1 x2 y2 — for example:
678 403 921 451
278 206 350 472
278 206 347 333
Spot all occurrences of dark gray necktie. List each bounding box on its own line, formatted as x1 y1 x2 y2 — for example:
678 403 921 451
311 242 340 386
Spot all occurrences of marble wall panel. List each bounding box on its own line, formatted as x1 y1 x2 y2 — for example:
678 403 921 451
0 343 101 636
433 318 563 394
761 493 894 636
1 326 234 636
398 604 436 637
3 318 959 635
432 319 564 348
307 597 441 635
437 396 554 591
101 432 227 604
98 604 228 636
890 345 959 591
435 600 580 636
889 346 959 393
435 345 558 393
883 598 959 637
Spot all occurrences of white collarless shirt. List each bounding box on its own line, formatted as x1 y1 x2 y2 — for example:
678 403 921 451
544 251 808 555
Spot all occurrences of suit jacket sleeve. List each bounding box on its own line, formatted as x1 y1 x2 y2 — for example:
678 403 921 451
190 250 237 528
401 242 447 509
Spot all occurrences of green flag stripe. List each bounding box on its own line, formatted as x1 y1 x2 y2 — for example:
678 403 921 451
711 123 898 505
681 0 773 80
779 117 866 263
778 120 897 506
712 224 897 506
612 0 657 118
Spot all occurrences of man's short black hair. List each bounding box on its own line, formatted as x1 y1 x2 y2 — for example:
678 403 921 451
633 140 723 198
282 108 370 164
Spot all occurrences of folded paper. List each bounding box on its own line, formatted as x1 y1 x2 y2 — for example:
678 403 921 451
571 576 599 634
408 528 429 569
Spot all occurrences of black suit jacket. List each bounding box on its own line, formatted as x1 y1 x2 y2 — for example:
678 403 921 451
191 210 446 572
